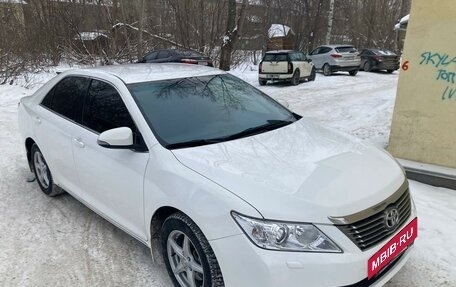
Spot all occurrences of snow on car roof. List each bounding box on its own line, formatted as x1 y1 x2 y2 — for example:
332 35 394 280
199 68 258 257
265 50 293 54
67 63 225 84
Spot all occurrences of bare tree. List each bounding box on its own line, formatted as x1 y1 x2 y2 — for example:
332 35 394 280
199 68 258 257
325 0 335 45
219 0 248 71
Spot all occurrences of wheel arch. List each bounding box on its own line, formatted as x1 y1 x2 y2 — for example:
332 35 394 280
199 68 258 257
25 137 36 171
149 205 182 263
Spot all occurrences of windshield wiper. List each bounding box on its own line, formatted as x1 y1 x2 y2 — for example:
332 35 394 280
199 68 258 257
220 119 295 142
167 119 295 150
166 138 225 149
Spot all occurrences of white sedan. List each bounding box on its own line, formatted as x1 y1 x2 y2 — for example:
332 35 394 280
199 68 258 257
18 63 417 287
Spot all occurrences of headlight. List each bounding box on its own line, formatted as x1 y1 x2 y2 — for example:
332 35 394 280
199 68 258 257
232 212 342 253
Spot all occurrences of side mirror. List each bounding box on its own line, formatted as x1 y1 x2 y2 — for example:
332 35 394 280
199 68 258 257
97 127 133 149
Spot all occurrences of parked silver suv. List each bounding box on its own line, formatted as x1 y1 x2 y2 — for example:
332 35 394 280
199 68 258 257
308 45 361 76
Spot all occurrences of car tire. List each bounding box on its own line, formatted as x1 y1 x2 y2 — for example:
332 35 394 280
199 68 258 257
387 70 394 74
349 69 358 76
161 212 224 287
291 69 300 85
323 64 332 76
31 144 64 197
308 67 316 81
363 61 372 72
259 79 267 86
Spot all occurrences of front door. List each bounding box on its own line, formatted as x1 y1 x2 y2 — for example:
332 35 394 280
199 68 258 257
72 79 149 240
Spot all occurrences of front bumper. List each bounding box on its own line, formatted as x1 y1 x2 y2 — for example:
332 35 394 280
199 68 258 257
210 214 416 287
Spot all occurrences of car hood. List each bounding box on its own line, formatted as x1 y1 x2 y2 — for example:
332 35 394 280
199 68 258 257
171 119 405 224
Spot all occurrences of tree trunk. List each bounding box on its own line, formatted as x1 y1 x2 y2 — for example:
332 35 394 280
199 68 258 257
219 0 247 71
137 0 146 61
309 0 323 50
325 0 335 45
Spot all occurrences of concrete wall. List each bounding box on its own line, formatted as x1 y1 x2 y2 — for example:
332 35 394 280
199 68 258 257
388 0 456 168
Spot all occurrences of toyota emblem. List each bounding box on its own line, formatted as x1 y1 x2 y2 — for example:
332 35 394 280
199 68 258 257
384 207 400 229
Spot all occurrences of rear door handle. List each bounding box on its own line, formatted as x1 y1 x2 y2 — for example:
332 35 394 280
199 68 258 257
73 137 85 148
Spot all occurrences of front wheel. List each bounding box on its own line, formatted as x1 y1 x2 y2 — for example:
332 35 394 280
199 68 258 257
162 212 224 287
291 69 300 85
363 61 372 72
387 69 394 74
308 67 316 81
349 69 358 76
258 79 267 86
322 64 332 76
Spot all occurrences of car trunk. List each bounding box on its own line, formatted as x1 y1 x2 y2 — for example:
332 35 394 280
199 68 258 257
334 46 360 66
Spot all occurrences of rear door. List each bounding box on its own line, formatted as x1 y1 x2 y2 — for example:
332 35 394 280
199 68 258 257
309 47 327 69
72 78 149 240
273 53 290 73
297 52 312 76
35 76 89 197
261 53 277 74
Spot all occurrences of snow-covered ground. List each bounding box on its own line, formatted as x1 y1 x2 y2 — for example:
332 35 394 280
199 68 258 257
0 66 455 286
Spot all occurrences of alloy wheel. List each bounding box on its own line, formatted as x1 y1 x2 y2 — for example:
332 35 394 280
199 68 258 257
167 230 205 287
34 150 50 189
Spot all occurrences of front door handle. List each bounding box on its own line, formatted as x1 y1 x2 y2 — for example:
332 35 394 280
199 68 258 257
34 116 41 124
73 137 85 148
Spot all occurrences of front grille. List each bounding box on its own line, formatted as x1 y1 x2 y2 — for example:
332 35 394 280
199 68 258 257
336 189 412 251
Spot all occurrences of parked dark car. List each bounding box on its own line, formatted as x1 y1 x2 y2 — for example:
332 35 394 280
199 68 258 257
139 49 213 66
359 49 400 73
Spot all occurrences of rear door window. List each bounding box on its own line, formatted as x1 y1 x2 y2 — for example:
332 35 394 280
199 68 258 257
310 48 320 55
41 76 90 123
157 50 171 59
289 53 302 61
144 51 158 61
319 47 332 54
82 79 136 134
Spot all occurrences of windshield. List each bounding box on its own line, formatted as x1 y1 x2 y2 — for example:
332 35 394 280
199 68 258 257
128 74 297 149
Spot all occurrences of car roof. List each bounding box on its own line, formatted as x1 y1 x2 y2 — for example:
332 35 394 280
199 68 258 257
319 44 354 48
66 63 225 84
265 50 294 54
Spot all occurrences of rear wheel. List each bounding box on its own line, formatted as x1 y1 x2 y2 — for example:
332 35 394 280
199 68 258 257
322 64 332 76
363 61 372 72
31 144 64 197
387 69 394 74
259 79 267 86
162 212 224 287
349 69 358 76
291 69 300 85
308 67 316 81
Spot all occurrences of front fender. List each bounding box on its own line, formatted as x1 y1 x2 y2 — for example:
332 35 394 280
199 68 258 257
143 145 261 243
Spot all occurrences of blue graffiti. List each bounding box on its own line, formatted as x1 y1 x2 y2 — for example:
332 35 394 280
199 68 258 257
420 52 456 68
437 69 455 84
